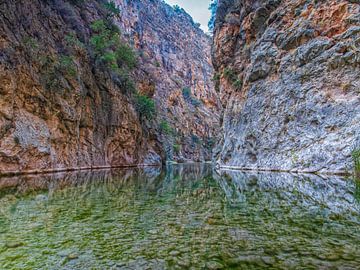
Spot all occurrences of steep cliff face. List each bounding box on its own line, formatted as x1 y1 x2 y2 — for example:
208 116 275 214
213 0 360 173
115 0 221 162
0 0 219 174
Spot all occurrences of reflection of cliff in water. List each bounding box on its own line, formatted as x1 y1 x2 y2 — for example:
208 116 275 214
1 164 360 269
1 165 359 219
0 164 214 198
214 169 359 216
0 167 160 197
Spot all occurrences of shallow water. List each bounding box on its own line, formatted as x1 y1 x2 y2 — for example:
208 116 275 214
0 164 360 269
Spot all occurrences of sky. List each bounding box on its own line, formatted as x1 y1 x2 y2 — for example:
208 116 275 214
164 0 212 32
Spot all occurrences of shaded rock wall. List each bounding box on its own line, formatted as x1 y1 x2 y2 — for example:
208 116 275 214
115 0 221 162
0 0 219 174
0 0 155 174
212 0 360 173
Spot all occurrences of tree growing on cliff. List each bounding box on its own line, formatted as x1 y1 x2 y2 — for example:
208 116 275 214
208 0 218 33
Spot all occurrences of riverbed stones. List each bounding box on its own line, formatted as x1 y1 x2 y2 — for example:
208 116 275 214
205 261 224 270
5 242 24 249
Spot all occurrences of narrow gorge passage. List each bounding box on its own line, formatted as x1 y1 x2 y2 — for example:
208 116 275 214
1 0 360 269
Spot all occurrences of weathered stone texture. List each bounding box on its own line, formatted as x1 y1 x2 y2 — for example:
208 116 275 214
213 0 360 173
0 0 219 174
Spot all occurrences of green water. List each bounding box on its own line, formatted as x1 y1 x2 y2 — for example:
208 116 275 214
0 164 359 269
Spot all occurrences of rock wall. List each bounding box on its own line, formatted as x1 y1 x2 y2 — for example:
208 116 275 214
213 0 360 174
115 0 221 162
0 0 219 175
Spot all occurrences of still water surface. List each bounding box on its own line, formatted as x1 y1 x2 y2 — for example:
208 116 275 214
0 164 360 269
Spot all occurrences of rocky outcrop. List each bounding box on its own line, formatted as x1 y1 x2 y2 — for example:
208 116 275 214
212 0 360 174
0 0 219 175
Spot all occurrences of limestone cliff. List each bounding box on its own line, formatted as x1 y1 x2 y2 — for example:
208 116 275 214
213 0 360 174
0 0 219 175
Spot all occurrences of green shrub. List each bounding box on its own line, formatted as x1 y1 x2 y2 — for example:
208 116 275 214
223 68 236 81
205 137 215 150
59 55 77 77
135 93 155 120
160 121 173 135
22 37 41 61
120 73 136 93
40 54 76 91
233 79 243 90
190 98 201 107
14 136 20 145
173 5 182 12
69 0 85 6
353 149 360 178
23 37 39 51
182 87 191 99
191 134 200 144
224 68 243 90
100 51 118 70
90 20 118 52
116 44 137 69
103 1 120 17
173 144 181 153
182 87 202 107
212 73 220 82
90 20 137 71
65 33 84 49
212 73 221 92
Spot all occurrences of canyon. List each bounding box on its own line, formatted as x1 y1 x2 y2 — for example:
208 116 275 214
1 1 360 268
0 0 359 176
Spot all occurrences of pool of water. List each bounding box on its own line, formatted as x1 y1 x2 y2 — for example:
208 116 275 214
0 164 360 269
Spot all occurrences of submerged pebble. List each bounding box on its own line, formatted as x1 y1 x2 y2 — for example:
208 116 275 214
5 242 24 249
67 253 79 260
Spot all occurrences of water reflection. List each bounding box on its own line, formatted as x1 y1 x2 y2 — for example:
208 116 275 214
215 170 359 215
0 164 359 269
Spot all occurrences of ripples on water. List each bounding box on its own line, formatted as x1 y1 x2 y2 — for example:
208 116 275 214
0 164 359 269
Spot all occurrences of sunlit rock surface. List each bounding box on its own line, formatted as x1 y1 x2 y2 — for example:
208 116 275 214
212 0 360 173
